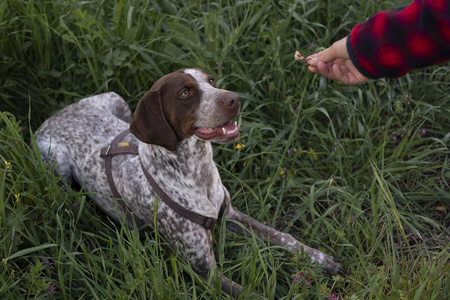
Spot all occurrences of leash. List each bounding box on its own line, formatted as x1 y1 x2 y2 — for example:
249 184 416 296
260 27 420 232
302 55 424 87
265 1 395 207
100 129 227 230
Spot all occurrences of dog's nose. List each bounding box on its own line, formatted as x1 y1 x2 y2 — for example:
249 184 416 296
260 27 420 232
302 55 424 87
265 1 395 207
221 92 240 109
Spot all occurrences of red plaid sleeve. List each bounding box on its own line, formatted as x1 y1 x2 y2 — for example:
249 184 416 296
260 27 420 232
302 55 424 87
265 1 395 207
347 0 450 79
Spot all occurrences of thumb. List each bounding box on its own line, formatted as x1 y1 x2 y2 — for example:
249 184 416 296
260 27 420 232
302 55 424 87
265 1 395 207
309 37 349 65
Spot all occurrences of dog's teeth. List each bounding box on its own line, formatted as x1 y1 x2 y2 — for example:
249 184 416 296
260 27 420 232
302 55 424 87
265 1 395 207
222 128 226 134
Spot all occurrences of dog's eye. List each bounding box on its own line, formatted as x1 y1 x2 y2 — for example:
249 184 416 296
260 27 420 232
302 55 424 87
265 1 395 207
180 90 190 98
209 78 215 87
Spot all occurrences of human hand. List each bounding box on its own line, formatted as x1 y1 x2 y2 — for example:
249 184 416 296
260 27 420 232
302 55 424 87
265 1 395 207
307 37 369 85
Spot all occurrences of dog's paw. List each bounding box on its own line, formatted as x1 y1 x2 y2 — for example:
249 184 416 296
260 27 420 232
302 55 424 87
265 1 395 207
304 247 343 275
320 253 344 275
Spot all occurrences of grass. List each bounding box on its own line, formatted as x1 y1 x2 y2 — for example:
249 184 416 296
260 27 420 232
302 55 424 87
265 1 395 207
1 0 449 299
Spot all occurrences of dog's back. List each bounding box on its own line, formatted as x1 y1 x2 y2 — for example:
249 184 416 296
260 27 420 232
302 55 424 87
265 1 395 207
35 93 137 211
78 92 132 123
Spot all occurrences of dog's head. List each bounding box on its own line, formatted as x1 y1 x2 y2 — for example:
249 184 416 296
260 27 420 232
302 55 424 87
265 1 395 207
130 68 240 151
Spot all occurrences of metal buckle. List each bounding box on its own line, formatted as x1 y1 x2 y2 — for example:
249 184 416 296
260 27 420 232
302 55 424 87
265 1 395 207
105 145 111 156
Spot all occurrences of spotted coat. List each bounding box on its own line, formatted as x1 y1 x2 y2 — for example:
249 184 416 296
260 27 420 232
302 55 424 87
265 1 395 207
35 68 342 299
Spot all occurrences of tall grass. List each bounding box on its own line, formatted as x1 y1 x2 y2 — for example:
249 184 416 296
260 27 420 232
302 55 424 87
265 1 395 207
1 0 449 299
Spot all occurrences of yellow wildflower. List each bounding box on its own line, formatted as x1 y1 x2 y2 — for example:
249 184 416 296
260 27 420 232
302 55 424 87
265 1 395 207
236 144 245 150
4 161 12 169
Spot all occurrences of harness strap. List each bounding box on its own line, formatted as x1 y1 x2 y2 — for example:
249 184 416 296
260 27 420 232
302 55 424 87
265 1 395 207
100 130 145 227
139 157 227 230
100 129 227 230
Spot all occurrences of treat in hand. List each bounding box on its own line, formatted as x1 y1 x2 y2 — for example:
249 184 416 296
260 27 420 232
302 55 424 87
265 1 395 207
294 51 311 66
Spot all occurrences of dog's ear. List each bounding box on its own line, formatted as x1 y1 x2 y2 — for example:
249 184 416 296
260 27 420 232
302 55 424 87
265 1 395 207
130 91 178 151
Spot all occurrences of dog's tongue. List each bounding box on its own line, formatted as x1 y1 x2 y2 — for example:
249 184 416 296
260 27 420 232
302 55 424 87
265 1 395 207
194 121 239 140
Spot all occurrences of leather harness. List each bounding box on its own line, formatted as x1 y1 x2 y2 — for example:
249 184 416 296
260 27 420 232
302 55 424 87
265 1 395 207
100 129 227 230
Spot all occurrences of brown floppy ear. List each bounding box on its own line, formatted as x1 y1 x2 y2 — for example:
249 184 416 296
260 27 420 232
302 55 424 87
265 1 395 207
130 91 178 151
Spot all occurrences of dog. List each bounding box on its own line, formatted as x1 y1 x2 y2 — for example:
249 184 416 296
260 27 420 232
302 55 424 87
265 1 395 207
35 68 342 298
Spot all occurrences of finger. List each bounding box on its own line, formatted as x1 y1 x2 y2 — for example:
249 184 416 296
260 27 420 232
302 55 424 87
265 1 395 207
314 37 349 64
306 53 321 67
315 48 337 64
308 60 327 74
345 73 358 85
332 64 345 82
308 65 319 73
316 62 335 79
316 62 347 83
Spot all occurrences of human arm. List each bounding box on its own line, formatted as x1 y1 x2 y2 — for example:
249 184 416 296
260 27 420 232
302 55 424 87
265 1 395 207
307 0 450 84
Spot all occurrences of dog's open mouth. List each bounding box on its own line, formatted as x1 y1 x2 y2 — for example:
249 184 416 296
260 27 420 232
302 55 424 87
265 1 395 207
193 121 239 142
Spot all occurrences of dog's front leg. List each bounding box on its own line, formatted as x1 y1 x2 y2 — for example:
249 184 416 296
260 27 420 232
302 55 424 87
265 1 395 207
225 207 343 275
166 223 267 299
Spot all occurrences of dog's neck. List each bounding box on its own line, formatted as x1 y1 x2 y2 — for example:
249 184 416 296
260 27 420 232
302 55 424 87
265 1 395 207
138 136 224 217
139 136 219 184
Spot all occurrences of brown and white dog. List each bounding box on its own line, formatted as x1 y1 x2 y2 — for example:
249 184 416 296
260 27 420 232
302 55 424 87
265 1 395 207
36 68 342 298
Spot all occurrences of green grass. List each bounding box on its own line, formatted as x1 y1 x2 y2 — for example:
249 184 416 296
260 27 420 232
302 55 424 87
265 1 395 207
1 0 449 299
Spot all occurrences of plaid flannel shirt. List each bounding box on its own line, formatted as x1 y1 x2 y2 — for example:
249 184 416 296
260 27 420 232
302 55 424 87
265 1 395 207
347 0 450 79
